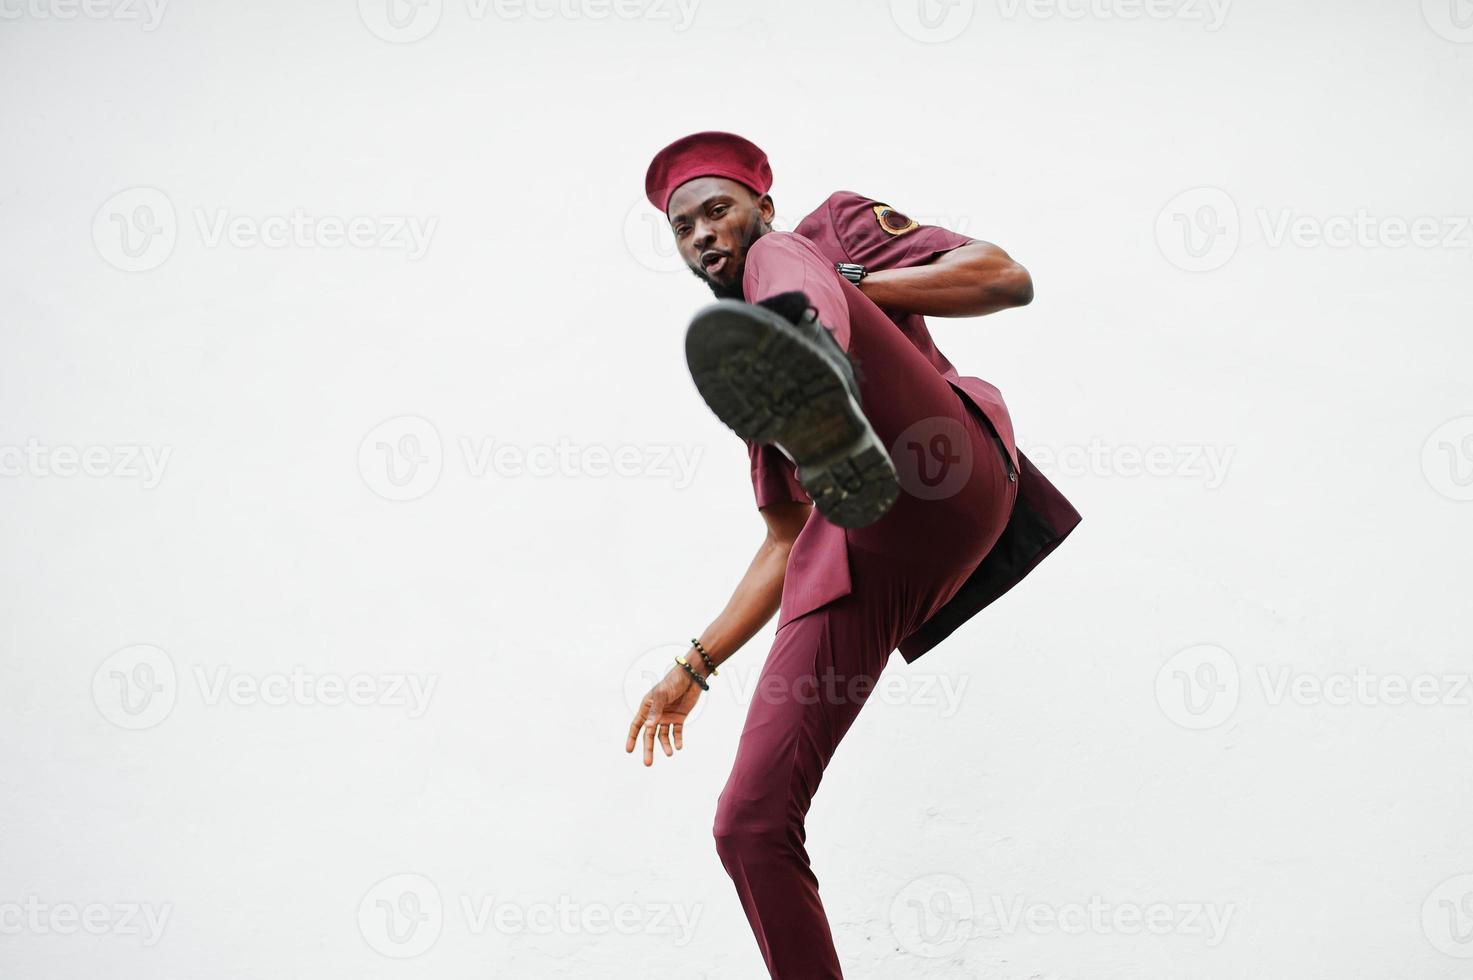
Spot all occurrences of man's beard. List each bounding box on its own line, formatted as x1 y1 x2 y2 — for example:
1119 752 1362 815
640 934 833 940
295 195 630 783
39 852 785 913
688 261 745 300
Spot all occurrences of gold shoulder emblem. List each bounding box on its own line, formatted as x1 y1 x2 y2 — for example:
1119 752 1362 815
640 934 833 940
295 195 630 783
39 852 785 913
872 203 920 236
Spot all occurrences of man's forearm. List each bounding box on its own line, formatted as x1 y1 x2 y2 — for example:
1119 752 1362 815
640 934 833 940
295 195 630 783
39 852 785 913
857 240 1033 317
688 535 791 677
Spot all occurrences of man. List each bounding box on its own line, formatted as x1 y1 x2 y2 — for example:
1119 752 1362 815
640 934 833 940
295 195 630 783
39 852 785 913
624 131 1080 979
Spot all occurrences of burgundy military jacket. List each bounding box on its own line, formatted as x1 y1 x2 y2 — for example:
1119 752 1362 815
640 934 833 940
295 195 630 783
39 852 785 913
743 190 1081 664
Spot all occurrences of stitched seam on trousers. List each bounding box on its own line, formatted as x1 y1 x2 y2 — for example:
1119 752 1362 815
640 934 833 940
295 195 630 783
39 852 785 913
783 611 833 836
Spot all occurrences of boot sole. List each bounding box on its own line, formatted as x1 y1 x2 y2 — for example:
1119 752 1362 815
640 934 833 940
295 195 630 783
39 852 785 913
685 300 899 529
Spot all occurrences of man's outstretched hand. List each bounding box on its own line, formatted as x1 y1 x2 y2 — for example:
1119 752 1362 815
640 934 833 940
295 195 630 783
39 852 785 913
625 667 702 766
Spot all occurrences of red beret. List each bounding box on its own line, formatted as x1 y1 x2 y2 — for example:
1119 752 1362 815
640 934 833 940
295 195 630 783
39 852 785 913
644 131 773 214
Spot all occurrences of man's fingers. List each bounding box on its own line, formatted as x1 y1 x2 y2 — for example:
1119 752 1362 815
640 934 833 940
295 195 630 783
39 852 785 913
627 695 683 764
625 700 650 752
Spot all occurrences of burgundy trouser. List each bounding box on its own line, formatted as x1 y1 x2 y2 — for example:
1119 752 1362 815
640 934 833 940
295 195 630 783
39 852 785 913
712 234 1018 979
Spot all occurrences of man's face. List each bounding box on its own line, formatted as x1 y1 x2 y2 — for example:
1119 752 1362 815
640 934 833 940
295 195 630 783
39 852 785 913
666 176 774 300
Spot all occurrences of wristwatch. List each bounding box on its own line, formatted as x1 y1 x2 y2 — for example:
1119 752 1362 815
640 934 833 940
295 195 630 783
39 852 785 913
835 262 866 285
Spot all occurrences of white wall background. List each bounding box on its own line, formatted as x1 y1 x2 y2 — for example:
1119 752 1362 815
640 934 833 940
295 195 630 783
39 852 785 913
2 1 1471 977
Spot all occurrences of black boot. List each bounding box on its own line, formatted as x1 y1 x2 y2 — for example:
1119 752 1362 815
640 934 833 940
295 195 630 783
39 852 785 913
684 291 899 528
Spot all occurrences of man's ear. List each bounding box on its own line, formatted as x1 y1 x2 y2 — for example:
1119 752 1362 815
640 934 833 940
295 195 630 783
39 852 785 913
759 193 775 226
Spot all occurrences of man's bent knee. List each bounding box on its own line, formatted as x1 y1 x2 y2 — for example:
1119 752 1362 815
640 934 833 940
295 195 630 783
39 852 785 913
713 793 796 861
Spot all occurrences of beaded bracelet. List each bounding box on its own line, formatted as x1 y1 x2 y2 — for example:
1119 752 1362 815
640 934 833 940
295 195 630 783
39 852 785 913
690 638 718 676
674 654 709 691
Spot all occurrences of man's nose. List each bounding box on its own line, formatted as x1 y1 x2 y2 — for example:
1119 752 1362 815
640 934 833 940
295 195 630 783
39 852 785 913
692 221 716 251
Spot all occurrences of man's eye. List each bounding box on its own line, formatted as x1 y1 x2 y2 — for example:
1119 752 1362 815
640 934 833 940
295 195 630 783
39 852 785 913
712 206 728 217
